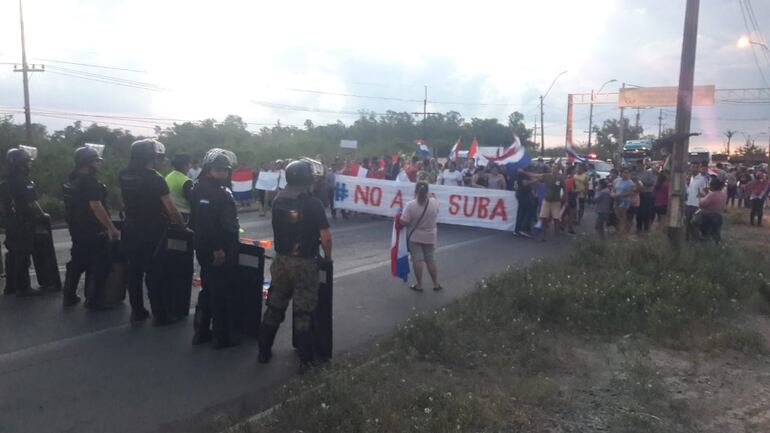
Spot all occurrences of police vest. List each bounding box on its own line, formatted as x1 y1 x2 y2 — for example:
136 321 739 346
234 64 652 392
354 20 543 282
272 194 317 258
165 170 191 213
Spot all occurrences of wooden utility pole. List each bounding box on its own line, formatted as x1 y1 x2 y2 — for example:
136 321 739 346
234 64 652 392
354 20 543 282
587 90 595 149
565 94 574 147
14 0 44 145
658 109 663 138
533 115 538 149
667 0 701 243
540 95 545 156
410 85 439 156
617 83 626 165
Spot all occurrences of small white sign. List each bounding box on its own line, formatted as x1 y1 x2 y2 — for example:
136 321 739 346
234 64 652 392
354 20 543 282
340 139 358 149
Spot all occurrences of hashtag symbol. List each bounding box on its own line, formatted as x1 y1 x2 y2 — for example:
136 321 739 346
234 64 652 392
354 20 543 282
334 182 348 202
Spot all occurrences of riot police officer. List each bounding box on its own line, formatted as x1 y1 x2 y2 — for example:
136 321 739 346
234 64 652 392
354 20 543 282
258 159 332 372
1 147 57 296
189 148 241 348
119 139 186 323
62 146 121 307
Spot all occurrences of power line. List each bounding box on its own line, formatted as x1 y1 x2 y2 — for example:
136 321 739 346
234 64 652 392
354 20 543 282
46 65 166 90
30 57 147 73
739 0 770 87
47 70 165 92
283 87 531 107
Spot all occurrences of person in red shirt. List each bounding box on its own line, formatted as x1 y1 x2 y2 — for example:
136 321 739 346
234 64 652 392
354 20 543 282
746 171 770 226
406 156 419 182
367 157 386 180
563 166 577 234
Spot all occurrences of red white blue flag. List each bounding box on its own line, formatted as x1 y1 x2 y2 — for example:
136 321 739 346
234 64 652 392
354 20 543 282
565 141 585 163
231 168 254 201
448 137 461 162
391 211 410 282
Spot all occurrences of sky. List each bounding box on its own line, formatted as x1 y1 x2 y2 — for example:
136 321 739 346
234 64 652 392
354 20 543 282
0 0 769 152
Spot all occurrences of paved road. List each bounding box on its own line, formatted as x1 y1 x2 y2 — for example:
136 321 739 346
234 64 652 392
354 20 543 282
0 211 578 433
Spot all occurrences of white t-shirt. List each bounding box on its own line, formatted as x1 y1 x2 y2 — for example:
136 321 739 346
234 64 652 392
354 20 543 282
396 169 411 183
441 169 463 186
686 173 709 207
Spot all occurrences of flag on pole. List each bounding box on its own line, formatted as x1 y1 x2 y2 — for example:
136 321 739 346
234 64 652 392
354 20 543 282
231 168 254 201
565 141 586 164
391 211 410 282
468 137 479 159
448 137 461 162
414 139 430 157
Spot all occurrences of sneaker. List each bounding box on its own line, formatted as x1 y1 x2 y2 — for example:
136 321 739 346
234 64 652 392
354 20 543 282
519 231 533 239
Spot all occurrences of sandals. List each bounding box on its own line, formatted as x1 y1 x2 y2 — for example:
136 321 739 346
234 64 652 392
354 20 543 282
409 284 443 292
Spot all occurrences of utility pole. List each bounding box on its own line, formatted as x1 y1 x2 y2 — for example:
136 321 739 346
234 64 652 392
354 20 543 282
565 94 574 148
533 115 538 149
617 83 626 165
13 0 44 145
587 90 595 149
658 109 663 138
540 95 545 156
635 108 641 130
410 85 440 157
667 0 700 243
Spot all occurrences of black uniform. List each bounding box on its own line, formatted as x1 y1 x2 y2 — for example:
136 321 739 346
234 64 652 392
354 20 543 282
1 174 37 294
62 171 110 305
189 177 240 345
119 167 170 319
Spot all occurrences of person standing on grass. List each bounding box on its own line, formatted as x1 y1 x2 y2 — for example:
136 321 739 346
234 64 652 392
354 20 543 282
594 179 611 240
400 181 441 292
637 160 657 233
528 164 564 242
653 170 670 229
726 167 738 207
612 168 636 236
747 171 769 226
685 163 710 239
564 166 577 235
698 177 727 243
573 164 589 223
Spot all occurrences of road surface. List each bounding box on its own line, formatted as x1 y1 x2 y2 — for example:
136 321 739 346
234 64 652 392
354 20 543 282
0 210 577 433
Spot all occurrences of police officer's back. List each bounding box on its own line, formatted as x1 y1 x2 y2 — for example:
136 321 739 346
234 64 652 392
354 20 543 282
119 139 186 323
1 147 51 296
259 159 332 372
62 146 120 307
189 148 241 348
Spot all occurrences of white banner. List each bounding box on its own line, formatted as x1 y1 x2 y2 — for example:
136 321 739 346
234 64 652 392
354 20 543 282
340 139 358 149
333 175 518 231
255 171 279 191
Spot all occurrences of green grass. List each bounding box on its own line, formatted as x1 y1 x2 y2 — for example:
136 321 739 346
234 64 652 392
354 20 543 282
245 236 770 433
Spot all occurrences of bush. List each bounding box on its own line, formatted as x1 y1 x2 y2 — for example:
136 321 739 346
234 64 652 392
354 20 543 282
38 194 65 223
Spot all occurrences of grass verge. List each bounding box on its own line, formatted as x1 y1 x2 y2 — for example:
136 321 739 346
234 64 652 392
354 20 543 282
238 231 770 433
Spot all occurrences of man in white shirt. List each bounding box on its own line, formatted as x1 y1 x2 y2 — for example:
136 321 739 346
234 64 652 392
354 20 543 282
685 163 710 238
441 161 464 186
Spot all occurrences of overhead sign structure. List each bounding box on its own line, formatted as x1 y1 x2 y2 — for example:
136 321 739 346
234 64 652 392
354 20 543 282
333 175 518 231
618 85 715 108
340 139 358 149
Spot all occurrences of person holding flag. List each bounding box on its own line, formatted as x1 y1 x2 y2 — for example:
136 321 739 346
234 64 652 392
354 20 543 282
398 181 441 292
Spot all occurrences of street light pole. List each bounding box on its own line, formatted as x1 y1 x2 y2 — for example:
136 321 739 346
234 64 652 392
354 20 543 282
587 79 617 150
539 70 567 156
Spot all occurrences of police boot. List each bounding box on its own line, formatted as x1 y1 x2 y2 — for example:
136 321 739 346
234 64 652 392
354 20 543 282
294 330 315 374
257 323 279 364
62 264 81 307
192 305 212 345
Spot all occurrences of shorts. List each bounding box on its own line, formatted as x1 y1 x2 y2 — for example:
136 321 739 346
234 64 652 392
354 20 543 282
595 212 608 229
409 241 435 263
568 192 578 209
654 205 668 216
539 200 562 220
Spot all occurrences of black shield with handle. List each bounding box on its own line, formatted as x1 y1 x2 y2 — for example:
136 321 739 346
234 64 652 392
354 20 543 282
292 258 333 362
236 240 265 338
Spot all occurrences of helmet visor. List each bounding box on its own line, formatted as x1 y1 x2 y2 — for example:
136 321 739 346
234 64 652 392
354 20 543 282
85 143 105 158
19 145 38 161
300 157 324 177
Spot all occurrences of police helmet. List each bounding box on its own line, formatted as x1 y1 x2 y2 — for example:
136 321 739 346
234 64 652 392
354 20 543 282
74 146 103 168
285 160 314 186
202 148 237 171
129 138 166 162
6 147 34 167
